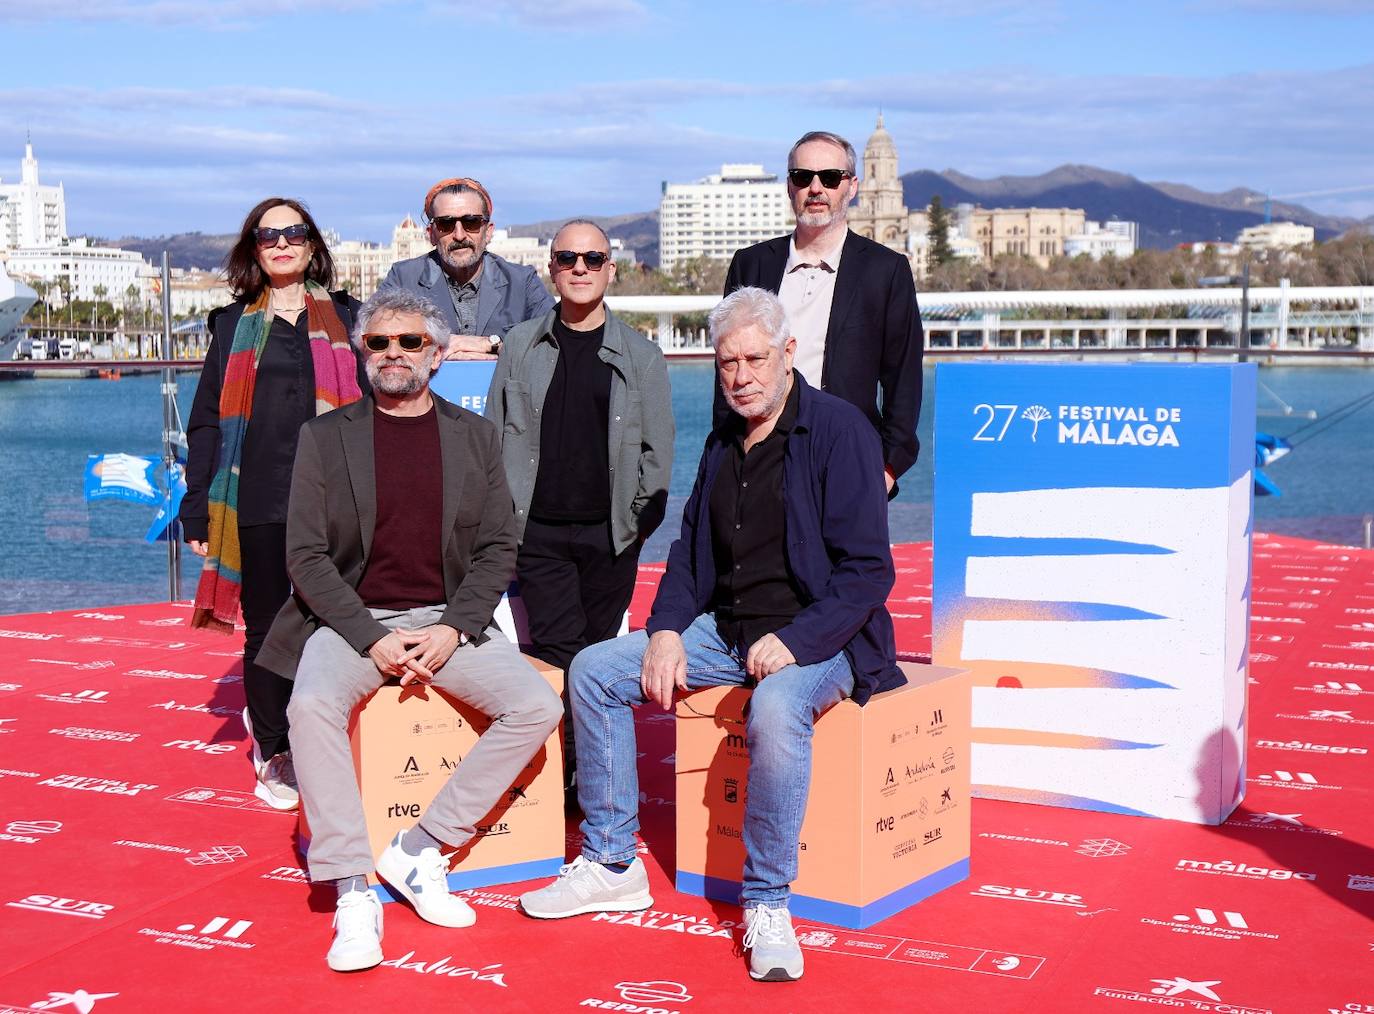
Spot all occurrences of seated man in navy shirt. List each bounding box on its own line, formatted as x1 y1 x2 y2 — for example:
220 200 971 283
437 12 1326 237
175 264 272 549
519 286 903 983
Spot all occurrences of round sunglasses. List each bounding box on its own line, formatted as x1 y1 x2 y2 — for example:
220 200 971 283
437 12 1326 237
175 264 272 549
552 249 609 270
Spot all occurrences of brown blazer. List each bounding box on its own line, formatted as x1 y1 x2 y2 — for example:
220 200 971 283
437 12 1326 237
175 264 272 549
256 394 517 680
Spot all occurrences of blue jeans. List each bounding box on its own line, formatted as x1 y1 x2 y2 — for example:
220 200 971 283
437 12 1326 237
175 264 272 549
570 612 854 908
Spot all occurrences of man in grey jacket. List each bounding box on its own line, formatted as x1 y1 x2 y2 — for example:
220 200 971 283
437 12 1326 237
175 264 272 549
379 176 554 359
485 220 673 785
258 287 562 972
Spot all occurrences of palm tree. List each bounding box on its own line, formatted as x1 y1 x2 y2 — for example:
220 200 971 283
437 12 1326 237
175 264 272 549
56 276 73 330
28 278 51 332
93 284 108 341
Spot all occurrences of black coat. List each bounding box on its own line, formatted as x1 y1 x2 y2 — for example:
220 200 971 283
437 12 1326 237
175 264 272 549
722 231 925 479
180 292 366 542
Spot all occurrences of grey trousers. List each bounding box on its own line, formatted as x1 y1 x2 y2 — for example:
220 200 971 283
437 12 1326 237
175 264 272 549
287 605 563 882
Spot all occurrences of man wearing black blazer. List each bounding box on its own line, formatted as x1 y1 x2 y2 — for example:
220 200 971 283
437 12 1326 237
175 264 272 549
258 287 561 972
723 130 924 492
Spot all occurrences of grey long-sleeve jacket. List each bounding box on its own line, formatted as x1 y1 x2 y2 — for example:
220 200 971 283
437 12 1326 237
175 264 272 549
379 250 554 338
484 307 674 554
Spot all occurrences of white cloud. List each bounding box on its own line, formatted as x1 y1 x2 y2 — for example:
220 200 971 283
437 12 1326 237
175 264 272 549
6 61 1372 236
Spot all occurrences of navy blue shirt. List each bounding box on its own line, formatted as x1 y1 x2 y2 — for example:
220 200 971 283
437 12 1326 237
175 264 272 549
647 373 903 705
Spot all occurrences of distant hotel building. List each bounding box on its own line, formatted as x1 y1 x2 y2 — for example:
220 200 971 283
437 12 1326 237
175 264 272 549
6 237 145 303
0 140 66 249
658 164 793 273
1 140 159 311
1064 220 1138 260
1237 221 1314 251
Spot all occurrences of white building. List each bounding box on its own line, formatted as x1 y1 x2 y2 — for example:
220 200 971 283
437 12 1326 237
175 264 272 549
1064 220 1138 260
330 215 430 298
0 140 67 250
488 229 548 273
7 237 147 303
1237 221 1314 251
165 269 233 316
658 163 793 273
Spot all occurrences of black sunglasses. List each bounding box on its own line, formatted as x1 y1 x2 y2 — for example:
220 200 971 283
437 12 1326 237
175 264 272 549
552 249 609 270
361 333 431 353
431 214 489 234
787 168 853 189
254 223 311 247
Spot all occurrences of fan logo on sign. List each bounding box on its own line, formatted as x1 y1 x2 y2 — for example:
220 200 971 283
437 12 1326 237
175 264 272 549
970 403 1182 447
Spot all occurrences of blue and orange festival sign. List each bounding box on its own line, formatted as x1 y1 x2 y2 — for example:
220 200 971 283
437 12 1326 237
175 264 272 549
933 362 1256 823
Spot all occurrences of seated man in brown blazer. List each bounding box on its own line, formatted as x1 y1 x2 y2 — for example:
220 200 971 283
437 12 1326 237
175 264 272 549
257 287 562 973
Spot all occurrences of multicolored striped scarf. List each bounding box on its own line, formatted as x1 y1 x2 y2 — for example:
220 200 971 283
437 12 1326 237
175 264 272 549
190 280 362 632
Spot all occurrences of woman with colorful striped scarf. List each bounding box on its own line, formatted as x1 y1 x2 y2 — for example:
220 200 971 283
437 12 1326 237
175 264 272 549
180 197 367 811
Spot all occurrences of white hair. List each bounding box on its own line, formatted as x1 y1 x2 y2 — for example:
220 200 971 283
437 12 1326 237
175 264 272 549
708 287 790 350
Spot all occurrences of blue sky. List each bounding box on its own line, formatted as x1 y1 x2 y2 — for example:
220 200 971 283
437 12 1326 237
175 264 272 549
3 0 1372 242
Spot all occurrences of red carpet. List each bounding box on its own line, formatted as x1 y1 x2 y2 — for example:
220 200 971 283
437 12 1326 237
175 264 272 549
0 535 1371 1013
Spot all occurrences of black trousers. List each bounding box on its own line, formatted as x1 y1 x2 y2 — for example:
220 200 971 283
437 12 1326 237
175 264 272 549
238 522 294 760
517 518 640 776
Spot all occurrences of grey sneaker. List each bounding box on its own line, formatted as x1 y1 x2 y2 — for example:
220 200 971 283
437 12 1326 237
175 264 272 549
255 751 299 811
519 855 652 919
743 906 804 982
327 889 383 972
375 831 475 928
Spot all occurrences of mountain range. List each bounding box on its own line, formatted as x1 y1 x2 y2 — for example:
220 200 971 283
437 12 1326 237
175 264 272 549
99 165 1367 271
901 164 1364 250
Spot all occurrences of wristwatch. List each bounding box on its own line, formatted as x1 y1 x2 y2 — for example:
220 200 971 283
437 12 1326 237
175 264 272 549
487 334 502 355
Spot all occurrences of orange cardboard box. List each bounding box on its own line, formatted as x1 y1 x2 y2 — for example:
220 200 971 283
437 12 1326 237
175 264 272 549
304 657 565 899
674 661 969 928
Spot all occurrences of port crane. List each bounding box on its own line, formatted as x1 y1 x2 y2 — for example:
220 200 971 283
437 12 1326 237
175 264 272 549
1244 184 1374 223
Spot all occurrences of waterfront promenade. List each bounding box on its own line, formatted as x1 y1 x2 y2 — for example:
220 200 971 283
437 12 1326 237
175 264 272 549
7 284 1374 366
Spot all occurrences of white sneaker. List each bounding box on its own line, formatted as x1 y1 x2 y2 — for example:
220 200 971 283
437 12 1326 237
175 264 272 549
375 831 476 928
743 906 804 982
327 889 383 972
519 856 653 919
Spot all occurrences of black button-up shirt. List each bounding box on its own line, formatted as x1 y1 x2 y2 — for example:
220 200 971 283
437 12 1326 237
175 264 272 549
708 377 806 654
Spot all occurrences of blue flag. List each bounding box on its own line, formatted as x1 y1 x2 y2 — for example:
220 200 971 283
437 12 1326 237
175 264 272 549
144 462 187 543
84 454 162 506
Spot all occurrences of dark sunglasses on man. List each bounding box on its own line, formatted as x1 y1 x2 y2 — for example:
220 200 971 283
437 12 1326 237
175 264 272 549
254 224 311 247
361 333 432 353
431 214 490 234
786 168 854 189
552 249 609 271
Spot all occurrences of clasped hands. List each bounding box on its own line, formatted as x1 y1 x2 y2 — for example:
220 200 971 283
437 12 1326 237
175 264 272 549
367 624 462 686
444 334 497 361
640 630 795 711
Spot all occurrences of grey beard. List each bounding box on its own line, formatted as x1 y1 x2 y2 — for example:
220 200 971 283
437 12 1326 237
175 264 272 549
367 359 428 397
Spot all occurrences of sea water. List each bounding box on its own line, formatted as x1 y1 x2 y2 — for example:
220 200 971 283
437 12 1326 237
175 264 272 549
0 365 1368 613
